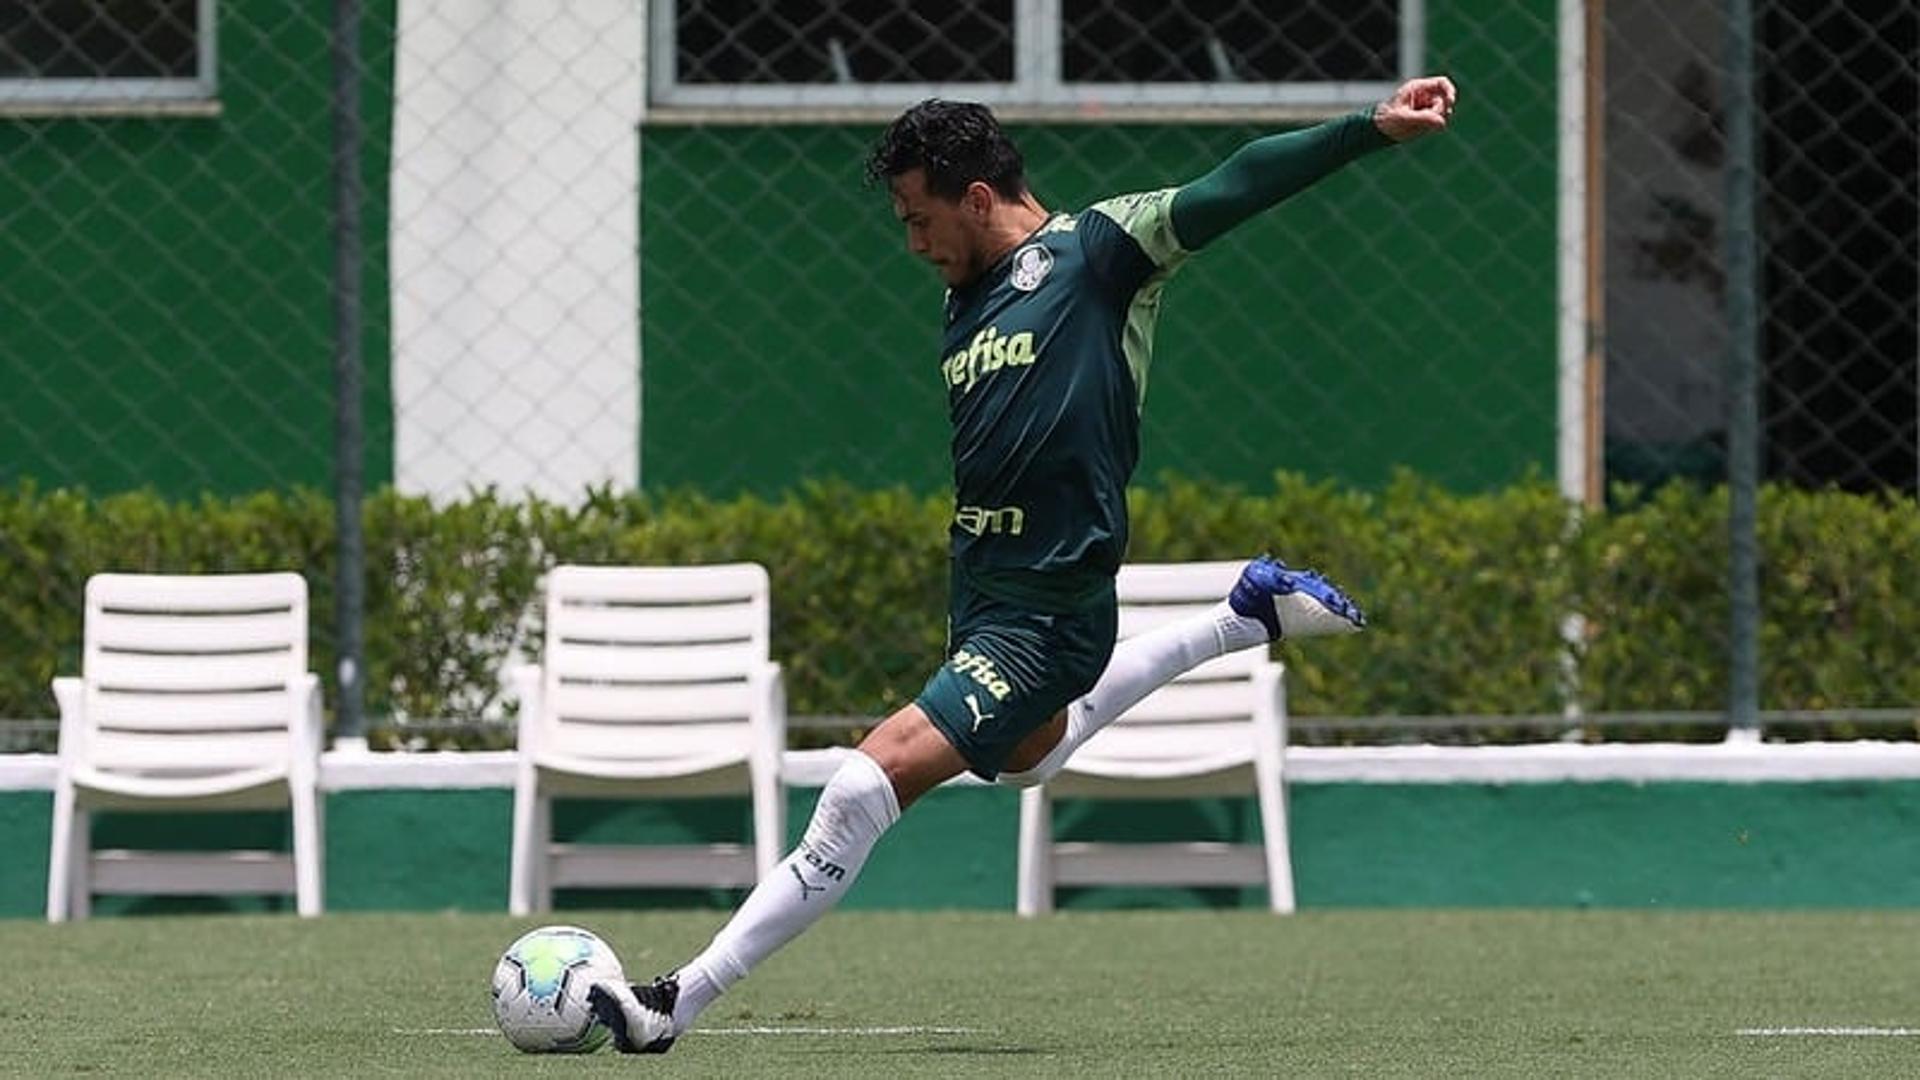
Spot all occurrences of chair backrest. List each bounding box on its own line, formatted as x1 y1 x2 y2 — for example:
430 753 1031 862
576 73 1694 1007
535 564 771 762
1112 561 1268 728
78 572 309 776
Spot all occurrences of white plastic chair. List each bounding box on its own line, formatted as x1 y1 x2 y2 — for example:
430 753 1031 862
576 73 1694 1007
508 563 787 914
47 572 324 922
1017 560 1295 915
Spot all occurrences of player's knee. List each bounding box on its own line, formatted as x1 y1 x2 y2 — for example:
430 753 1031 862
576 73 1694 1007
806 751 902 848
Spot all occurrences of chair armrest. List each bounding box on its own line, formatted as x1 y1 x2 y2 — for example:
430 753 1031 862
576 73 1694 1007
51 676 84 768
508 663 543 756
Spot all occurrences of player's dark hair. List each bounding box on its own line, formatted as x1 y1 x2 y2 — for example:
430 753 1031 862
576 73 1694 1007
864 99 1028 201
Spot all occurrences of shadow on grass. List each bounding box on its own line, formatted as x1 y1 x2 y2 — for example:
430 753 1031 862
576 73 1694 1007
780 1041 1050 1058
876 1045 1049 1057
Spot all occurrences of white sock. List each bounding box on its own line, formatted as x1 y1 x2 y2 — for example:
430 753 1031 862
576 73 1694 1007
670 751 900 1034
1214 600 1274 654
998 603 1264 787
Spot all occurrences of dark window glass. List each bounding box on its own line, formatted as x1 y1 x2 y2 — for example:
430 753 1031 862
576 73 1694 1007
677 0 1013 84
1062 0 1397 83
0 0 199 79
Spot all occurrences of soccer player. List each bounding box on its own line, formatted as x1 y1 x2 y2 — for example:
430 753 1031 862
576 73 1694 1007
591 75 1457 1053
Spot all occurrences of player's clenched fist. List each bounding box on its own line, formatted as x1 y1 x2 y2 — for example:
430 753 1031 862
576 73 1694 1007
1372 75 1458 142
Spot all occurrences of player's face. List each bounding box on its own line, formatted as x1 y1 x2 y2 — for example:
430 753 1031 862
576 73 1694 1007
890 170 992 287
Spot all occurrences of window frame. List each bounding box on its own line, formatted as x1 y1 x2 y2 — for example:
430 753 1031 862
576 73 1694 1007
648 0 1423 117
0 0 218 111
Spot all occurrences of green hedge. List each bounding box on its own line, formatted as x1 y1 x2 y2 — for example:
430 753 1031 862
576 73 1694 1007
3 476 1917 745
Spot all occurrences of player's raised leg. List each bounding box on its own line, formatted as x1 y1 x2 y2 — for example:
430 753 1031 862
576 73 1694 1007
998 555 1363 788
589 704 965 1054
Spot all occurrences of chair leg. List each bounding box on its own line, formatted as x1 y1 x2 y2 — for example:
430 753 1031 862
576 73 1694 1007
509 778 539 917
47 785 77 923
1254 754 1296 914
750 760 786 882
292 786 324 917
1016 786 1054 917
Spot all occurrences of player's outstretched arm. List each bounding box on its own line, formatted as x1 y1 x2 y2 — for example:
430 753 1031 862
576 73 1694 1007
1169 75 1457 251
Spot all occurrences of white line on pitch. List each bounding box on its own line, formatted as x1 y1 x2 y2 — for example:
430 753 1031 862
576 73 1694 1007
392 1028 500 1036
1737 1027 1920 1037
393 1024 984 1038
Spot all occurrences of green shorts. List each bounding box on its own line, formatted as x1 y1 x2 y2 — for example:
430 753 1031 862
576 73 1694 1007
915 566 1117 780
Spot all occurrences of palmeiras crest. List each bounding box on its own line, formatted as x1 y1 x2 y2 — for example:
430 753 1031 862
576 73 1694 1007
1009 242 1054 292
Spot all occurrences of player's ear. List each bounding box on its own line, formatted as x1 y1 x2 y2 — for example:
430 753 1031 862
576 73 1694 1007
962 180 997 220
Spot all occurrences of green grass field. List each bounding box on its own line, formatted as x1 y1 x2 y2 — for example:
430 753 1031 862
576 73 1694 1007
5 909 1919 1077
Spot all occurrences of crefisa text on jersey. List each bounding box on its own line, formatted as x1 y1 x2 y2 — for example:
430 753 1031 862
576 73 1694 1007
943 325 1038 394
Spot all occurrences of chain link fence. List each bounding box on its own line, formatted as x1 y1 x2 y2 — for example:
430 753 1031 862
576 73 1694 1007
1601 0 1916 493
1 1 1915 745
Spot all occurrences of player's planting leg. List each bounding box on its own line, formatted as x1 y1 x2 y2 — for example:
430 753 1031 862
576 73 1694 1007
998 555 1363 788
589 751 901 1053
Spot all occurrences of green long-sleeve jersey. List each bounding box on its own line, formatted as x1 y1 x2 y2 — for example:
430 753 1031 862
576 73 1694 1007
940 110 1391 611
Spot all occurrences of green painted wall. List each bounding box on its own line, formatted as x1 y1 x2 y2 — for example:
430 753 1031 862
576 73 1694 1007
1294 782 1920 908
7 780 1920 918
0 3 395 497
1 4 1551 500
640 8 1557 495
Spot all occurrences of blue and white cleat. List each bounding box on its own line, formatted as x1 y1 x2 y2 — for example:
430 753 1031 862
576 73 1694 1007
1227 555 1367 641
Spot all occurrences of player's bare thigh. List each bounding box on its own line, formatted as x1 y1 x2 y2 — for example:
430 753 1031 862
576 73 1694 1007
856 703 969 810
858 704 1067 808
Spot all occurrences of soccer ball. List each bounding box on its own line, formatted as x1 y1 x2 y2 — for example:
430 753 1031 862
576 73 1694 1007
490 925 625 1053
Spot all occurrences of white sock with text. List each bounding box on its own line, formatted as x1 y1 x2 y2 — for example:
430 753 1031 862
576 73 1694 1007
669 751 900 1033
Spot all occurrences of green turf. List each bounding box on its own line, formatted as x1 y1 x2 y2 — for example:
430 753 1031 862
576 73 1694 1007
4 909 1919 1077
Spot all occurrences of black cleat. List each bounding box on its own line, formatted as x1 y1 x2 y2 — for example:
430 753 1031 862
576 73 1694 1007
588 975 679 1054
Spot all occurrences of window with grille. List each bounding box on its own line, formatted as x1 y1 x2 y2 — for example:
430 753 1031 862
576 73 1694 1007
652 0 1418 113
